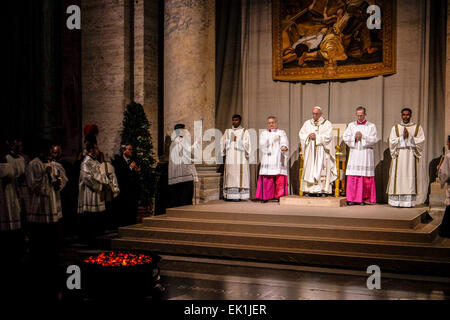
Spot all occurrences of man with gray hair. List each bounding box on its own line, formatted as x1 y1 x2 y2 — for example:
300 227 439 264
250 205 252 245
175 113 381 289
255 116 289 202
343 106 379 205
299 106 337 196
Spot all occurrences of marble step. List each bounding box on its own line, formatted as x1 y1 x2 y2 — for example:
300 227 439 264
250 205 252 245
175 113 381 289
280 195 347 207
117 226 450 259
163 208 426 230
111 237 450 276
140 216 439 243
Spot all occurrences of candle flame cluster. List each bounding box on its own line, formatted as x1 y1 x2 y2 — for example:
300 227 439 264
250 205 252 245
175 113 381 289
84 252 152 267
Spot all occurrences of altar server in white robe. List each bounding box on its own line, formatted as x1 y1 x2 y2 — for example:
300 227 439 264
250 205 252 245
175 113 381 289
0 142 23 299
0 147 21 232
6 140 30 216
387 108 425 207
25 140 68 300
438 135 450 237
255 116 289 202
343 106 379 205
77 141 112 244
220 114 251 201
169 124 200 207
27 142 68 224
299 106 337 196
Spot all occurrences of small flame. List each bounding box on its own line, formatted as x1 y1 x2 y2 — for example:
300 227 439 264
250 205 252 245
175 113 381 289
84 252 152 267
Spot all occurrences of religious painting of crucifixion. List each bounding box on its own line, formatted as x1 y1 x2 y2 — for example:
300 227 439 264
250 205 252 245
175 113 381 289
272 0 396 81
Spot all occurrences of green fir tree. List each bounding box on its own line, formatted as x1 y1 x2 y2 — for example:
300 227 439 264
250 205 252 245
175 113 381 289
120 102 158 208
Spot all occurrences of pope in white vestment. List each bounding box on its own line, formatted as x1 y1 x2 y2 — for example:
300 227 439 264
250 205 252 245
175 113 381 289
299 107 337 196
387 109 425 208
220 115 251 201
343 107 379 205
255 116 289 201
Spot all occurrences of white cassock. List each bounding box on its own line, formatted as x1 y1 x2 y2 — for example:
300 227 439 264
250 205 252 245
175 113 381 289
26 157 67 223
259 129 289 176
387 122 425 207
0 162 21 231
220 126 251 199
169 136 200 185
299 117 337 194
343 121 379 177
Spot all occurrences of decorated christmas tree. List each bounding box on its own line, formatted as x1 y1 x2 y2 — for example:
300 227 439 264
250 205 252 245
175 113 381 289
120 102 158 208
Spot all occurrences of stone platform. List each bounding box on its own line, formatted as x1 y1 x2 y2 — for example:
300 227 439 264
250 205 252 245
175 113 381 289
112 200 450 276
280 195 347 207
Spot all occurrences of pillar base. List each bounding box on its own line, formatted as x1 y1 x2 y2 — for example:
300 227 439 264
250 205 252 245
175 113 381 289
194 165 221 204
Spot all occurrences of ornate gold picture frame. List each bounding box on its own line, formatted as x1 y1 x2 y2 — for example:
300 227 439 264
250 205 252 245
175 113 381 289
273 0 396 81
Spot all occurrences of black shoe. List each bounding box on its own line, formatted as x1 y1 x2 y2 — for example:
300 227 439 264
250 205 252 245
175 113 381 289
360 202 366 206
261 200 269 203
320 193 327 197
347 201 355 206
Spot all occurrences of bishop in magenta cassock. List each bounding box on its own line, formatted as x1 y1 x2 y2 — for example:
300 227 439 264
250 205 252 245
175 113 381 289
343 106 379 205
255 116 289 202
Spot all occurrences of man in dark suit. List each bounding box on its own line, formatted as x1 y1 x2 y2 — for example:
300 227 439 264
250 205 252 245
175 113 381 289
112 144 141 227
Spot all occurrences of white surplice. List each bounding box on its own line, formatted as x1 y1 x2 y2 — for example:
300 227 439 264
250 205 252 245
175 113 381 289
99 161 120 201
48 160 68 218
439 152 450 206
299 117 337 194
26 157 67 223
220 126 251 199
0 162 21 230
78 155 108 214
258 129 289 176
343 121 379 177
6 153 30 212
169 136 200 185
387 122 425 207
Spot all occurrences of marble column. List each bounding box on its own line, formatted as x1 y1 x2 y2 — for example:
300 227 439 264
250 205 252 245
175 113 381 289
163 0 215 136
81 0 127 159
134 0 161 156
164 0 218 203
446 0 450 139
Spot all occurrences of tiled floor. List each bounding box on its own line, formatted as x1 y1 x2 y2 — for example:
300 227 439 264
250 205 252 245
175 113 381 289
157 256 450 300
7 235 450 302
57 242 450 301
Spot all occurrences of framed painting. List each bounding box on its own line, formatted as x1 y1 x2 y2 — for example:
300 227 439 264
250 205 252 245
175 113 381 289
272 0 396 81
